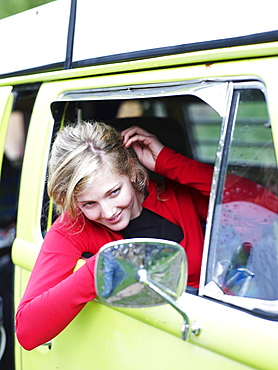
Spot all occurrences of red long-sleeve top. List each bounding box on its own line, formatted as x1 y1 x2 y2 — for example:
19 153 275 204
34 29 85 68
16 147 213 350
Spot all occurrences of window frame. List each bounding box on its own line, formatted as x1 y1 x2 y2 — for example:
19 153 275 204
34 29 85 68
43 80 229 232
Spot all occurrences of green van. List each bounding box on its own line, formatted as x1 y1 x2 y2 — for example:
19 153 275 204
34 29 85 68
0 1 278 369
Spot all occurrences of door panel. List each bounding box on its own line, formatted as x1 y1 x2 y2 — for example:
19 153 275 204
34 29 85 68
12 67 278 369
39 300 255 370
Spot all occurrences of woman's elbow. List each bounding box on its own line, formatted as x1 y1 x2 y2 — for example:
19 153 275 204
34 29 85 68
15 312 43 351
16 328 38 351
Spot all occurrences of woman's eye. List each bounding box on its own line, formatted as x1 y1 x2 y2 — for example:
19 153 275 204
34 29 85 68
111 188 120 196
82 202 95 208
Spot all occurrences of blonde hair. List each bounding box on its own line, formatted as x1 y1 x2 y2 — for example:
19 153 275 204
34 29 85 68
48 121 148 218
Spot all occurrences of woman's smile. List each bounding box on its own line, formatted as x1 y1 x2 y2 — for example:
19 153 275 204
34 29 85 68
105 210 123 224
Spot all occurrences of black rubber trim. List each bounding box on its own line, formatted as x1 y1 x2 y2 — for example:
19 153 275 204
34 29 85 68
0 62 64 79
64 0 77 70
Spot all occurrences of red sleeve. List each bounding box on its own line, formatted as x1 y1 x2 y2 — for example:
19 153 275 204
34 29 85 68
15 218 98 351
155 147 213 196
189 188 210 222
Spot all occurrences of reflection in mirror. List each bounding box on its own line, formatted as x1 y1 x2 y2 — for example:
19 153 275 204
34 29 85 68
95 238 187 308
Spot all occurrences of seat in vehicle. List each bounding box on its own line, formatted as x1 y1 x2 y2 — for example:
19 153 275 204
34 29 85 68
107 116 188 156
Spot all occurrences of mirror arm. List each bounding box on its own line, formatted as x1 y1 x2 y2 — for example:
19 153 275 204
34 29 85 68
138 268 190 340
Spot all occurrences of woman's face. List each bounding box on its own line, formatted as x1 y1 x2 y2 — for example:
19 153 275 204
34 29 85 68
76 166 142 231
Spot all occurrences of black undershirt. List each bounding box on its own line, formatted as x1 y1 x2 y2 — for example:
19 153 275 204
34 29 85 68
121 208 183 244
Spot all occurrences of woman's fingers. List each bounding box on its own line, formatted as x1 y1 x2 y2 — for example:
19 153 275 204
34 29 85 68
121 126 164 171
121 126 155 147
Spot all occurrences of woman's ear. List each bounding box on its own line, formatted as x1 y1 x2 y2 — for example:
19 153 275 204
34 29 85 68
129 156 137 183
131 169 136 183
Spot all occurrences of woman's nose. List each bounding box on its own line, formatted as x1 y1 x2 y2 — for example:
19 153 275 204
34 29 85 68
100 201 116 219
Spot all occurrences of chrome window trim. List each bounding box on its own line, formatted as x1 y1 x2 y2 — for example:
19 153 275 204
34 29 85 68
199 81 235 292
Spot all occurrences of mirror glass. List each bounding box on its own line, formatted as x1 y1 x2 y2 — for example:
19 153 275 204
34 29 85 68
95 238 187 307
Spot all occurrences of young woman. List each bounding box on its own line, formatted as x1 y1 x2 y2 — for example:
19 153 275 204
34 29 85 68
15 121 213 350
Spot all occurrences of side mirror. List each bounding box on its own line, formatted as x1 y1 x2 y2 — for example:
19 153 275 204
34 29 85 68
95 238 193 340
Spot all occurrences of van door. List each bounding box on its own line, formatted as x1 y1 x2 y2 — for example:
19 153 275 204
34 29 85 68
13 72 278 370
13 78 233 370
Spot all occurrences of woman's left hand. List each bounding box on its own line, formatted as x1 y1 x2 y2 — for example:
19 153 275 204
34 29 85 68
121 126 164 171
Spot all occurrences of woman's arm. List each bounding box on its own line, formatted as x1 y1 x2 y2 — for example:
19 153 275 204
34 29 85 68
121 126 164 171
155 146 213 197
15 223 97 350
121 126 213 196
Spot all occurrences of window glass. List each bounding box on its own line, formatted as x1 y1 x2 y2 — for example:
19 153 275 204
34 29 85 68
187 100 222 163
206 89 278 301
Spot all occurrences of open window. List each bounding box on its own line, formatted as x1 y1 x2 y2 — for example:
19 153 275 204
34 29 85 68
41 81 226 233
